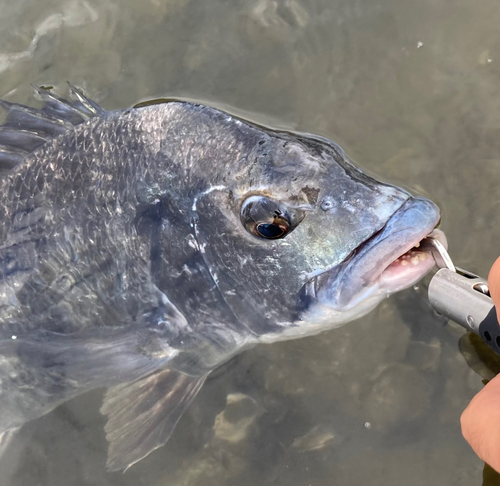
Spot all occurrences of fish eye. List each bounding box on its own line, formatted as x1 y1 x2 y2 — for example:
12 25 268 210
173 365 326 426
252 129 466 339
241 196 294 240
255 220 289 239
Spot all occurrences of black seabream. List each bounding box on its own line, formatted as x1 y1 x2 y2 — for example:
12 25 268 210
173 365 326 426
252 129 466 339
0 86 446 470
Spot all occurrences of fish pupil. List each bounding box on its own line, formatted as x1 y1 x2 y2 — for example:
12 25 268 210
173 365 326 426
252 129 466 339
256 223 285 239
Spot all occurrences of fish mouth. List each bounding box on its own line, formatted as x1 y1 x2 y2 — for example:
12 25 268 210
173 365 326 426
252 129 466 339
307 197 443 311
375 227 446 293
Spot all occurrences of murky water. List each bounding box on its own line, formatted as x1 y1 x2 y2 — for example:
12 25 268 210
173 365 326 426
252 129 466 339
0 0 499 484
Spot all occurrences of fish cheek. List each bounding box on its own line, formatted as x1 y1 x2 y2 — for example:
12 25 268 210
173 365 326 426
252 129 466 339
194 197 299 334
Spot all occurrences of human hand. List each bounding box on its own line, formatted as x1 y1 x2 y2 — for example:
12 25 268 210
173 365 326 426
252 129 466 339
461 257 500 472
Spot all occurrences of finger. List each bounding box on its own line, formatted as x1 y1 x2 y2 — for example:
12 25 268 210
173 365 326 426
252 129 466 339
488 257 500 321
461 373 500 473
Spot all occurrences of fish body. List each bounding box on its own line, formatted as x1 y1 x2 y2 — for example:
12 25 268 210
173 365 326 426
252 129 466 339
0 87 443 469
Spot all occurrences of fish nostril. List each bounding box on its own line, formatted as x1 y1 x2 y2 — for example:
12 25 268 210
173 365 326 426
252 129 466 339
321 198 334 211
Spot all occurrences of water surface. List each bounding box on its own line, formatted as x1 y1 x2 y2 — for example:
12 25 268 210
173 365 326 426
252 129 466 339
0 0 499 484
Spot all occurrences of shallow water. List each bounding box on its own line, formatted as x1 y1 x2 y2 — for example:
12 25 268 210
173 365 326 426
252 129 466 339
0 0 499 484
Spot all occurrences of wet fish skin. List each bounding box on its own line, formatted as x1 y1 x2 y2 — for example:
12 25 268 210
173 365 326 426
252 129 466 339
0 89 440 470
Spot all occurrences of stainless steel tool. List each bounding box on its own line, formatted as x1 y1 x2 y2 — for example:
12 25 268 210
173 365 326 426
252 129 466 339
425 237 500 356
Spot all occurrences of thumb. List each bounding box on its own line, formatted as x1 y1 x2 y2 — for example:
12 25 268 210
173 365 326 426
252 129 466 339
461 373 500 473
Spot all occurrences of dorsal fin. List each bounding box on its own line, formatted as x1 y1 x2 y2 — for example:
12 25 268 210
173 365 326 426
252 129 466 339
0 84 105 173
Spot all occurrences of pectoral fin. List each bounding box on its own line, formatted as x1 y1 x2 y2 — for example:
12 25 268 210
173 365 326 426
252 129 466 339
101 368 209 471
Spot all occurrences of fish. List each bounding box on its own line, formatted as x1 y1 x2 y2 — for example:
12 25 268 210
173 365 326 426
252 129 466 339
0 85 446 471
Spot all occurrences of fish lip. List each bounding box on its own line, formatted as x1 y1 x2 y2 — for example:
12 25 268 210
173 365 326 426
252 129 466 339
308 196 442 310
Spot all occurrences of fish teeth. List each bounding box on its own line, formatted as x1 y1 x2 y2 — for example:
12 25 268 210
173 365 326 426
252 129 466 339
393 248 428 268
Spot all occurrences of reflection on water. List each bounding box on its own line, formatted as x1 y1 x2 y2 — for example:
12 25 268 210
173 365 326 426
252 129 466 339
0 0 499 484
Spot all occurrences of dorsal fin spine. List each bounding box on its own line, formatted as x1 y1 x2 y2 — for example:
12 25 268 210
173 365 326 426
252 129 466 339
68 83 105 116
0 86 105 174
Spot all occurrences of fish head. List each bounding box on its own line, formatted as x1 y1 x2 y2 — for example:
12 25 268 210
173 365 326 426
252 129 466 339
187 110 442 341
